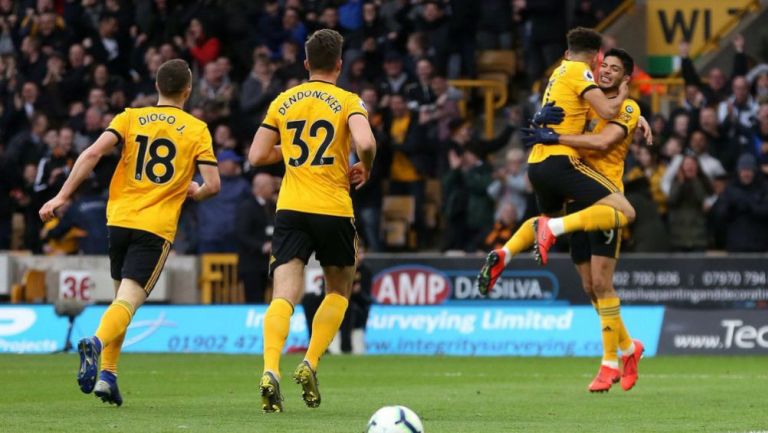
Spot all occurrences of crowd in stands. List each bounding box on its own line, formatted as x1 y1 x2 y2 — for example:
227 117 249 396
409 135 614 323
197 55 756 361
1 0 766 263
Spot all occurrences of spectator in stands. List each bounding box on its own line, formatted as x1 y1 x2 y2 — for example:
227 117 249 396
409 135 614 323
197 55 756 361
19 36 46 85
720 76 759 155
41 183 108 255
487 147 529 221
679 40 741 105
33 128 76 205
61 43 89 103
377 51 414 109
661 131 725 196
477 0 511 50
623 176 670 252
385 93 429 244
481 202 518 251
699 106 735 171
190 60 234 121
429 74 462 142
6 111 48 167
753 104 768 174
240 54 281 125
442 145 494 252
236 173 276 304
87 14 127 76
347 1 387 55
405 58 436 109
414 1 451 75
515 0 567 85
667 155 712 252
713 153 768 252
196 150 250 253
0 143 16 249
626 145 667 216
352 86 387 252
274 41 305 83
178 17 220 69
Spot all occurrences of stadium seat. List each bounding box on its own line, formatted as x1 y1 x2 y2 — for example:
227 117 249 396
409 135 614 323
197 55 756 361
10 269 47 303
199 254 244 304
477 50 516 76
381 196 416 248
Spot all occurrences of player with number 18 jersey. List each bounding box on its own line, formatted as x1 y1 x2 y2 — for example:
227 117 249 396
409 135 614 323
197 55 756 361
106 106 216 242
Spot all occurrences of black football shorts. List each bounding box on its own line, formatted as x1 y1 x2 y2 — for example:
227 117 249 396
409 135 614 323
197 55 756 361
527 155 620 215
269 210 357 276
566 201 622 263
108 226 171 294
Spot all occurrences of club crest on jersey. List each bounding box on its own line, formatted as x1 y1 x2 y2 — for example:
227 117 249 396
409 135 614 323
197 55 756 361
584 70 595 82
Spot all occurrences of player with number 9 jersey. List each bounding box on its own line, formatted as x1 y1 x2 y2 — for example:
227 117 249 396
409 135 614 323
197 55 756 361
105 105 216 242
261 80 367 218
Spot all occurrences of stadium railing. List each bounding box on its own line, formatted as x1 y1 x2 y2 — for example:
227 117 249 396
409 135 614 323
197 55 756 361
448 79 508 139
199 254 243 304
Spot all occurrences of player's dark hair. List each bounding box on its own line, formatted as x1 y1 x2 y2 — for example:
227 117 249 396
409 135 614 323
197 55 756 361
156 59 192 98
305 29 343 72
566 27 603 54
604 48 634 76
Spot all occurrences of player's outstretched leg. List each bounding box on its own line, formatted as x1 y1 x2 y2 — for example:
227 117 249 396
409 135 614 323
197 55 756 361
477 218 536 294
77 337 102 394
94 370 123 406
621 339 644 391
260 371 284 413
293 360 321 408
534 204 630 265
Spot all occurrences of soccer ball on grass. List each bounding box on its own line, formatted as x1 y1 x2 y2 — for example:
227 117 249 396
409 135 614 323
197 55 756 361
365 405 424 433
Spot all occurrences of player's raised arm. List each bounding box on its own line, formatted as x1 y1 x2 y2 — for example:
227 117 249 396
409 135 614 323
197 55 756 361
582 78 628 119
39 131 118 222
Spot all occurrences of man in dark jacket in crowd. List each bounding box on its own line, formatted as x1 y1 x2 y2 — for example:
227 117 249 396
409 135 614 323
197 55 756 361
42 183 108 254
713 153 768 252
236 173 275 304
441 144 494 251
196 150 250 253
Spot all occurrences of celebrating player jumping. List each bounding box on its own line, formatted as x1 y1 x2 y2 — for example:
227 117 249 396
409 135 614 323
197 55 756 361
523 48 648 393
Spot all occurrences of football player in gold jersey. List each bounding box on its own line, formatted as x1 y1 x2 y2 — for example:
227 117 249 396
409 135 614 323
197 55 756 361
39 59 220 406
248 29 376 413
477 28 636 291
527 49 647 393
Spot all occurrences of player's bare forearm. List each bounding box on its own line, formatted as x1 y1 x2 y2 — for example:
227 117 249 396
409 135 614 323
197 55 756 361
349 114 376 171
56 150 101 200
559 124 624 151
192 183 219 201
193 164 221 201
56 131 118 200
248 127 281 166
558 134 611 151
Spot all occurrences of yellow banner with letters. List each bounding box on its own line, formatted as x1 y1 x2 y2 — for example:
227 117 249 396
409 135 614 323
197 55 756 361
646 0 751 56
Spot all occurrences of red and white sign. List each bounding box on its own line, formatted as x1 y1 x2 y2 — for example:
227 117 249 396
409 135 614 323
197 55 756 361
372 266 452 305
58 271 94 303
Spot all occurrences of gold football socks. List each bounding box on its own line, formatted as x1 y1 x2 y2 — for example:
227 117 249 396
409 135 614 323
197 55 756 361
95 300 134 347
263 298 294 377
304 293 349 370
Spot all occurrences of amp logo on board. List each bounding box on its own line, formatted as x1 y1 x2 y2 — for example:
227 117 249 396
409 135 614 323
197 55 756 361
372 266 452 305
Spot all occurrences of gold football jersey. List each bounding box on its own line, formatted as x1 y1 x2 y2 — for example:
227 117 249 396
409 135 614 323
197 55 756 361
262 80 368 217
105 105 216 241
529 59 599 164
581 99 640 191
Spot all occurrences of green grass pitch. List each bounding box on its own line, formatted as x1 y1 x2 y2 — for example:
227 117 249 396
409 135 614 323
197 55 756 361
1 354 766 433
